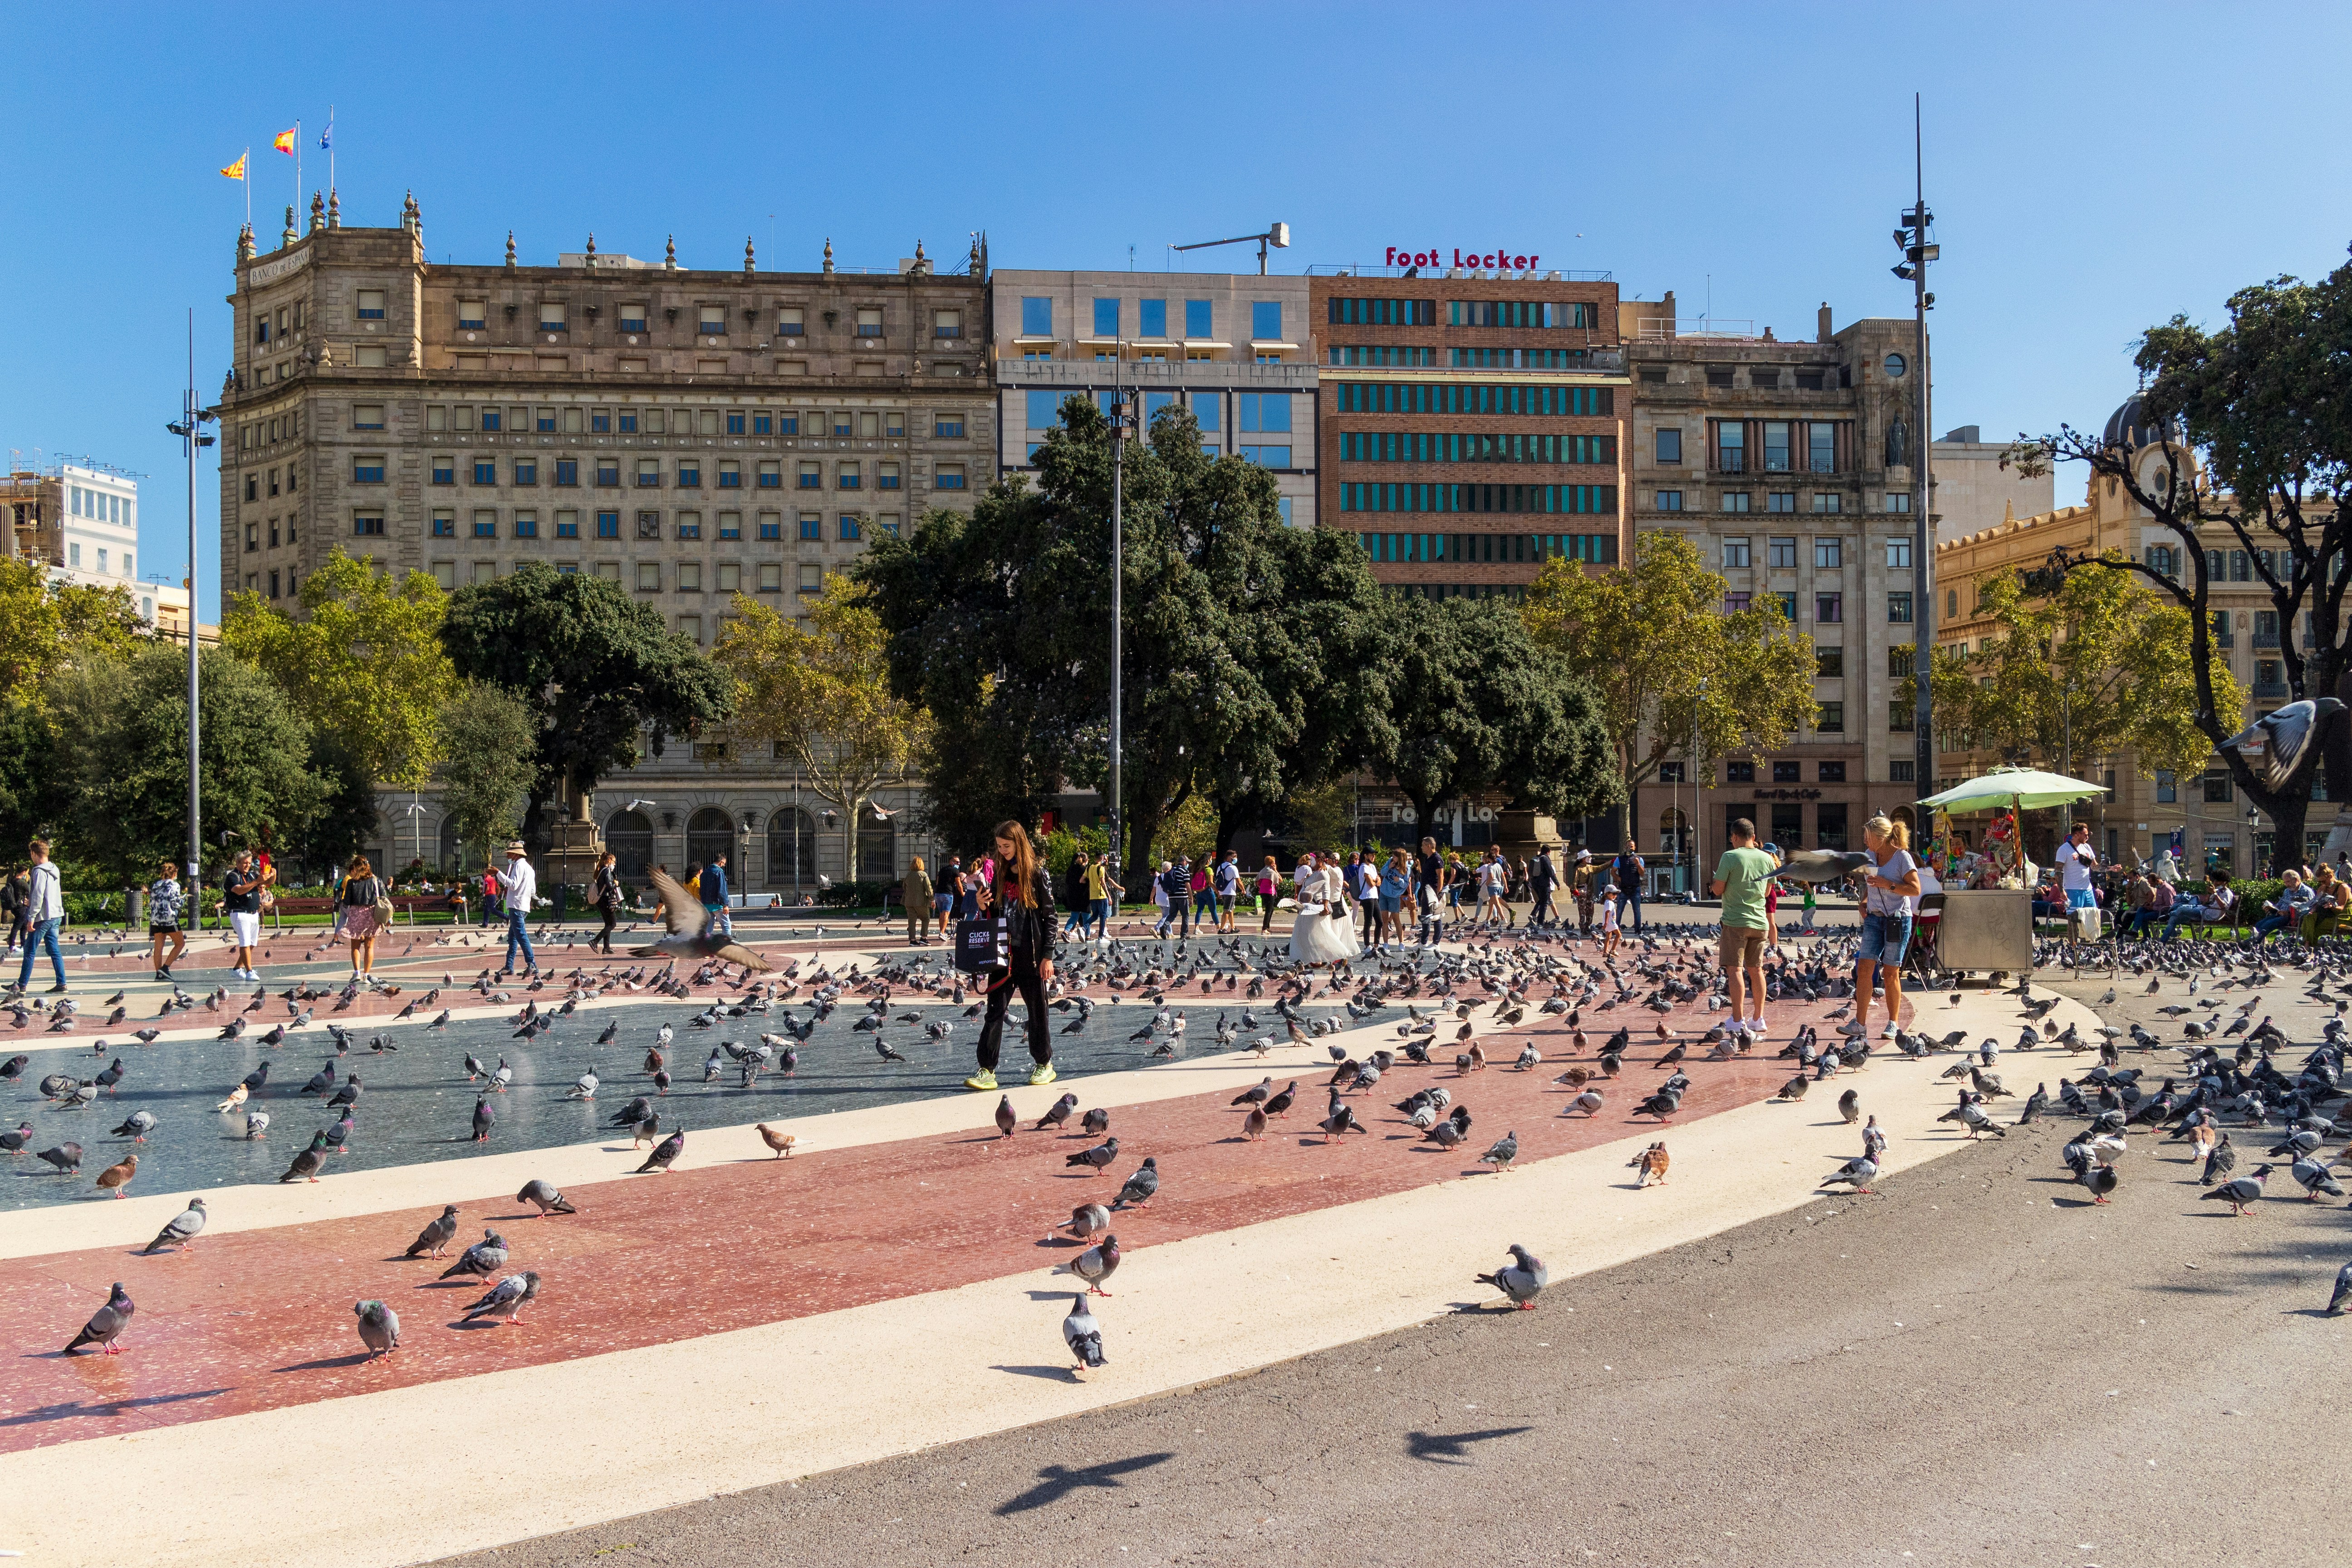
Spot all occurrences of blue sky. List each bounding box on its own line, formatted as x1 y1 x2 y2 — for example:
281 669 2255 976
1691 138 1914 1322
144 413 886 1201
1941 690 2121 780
6 1 2347 613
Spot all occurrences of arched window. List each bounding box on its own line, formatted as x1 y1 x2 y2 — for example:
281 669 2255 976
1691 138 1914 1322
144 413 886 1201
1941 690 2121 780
767 808 817 890
686 807 737 881
2147 544 2175 576
604 809 653 881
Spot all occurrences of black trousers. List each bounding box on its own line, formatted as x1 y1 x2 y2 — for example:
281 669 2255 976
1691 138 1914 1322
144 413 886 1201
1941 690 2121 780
976 952 1052 1071
594 903 617 952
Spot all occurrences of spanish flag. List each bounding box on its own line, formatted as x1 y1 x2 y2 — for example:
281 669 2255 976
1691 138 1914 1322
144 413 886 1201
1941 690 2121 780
273 126 298 155
220 151 247 179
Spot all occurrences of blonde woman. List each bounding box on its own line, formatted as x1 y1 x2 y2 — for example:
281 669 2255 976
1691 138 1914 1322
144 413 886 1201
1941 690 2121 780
338 854 385 978
1854 815 1922 1041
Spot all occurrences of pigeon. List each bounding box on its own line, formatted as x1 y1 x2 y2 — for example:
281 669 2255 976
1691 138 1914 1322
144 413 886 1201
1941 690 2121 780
471 1096 495 1143
354 1299 401 1359
631 868 772 970
515 1178 578 1216
111 1109 157 1142
439 1229 509 1283
1034 1092 1079 1132
1053 1232 1122 1295
1477 1131 1519 1173
278 1129 330 1183
1230 1077 1273 1107
1819 1155 1879 1195
94 1153 137 1198
995 1095 1019 1139
755 1123 796 1159
1081 1106 1111 1136
2331 1260 2352 1316
1263 1081 1299 1118
1063 1293 1108 1371
1113 1156 1159 1210
144 1197 206 1253
564 1067 600 1100
1054 1202 1112 1245
36 1142 83 1174
2290 1156 2347 1201
0 1120 33 1154
1474 1243 1547 1309
1632 1141 1670 1186
406 1205 461 1259
64 1281 135 1355
2200 1164 2273 1217
1837 1088 1860 1125
2065 1145 2120 1204
1067 1137 1120 1173
461 1271 542 1326
636 1128 685 1173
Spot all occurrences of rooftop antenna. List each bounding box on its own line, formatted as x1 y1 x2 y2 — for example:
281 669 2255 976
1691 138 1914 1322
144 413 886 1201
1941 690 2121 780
1171 221 1291 275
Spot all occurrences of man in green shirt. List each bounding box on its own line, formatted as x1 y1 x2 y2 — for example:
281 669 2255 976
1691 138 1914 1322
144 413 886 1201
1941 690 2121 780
1710 818 1782 1032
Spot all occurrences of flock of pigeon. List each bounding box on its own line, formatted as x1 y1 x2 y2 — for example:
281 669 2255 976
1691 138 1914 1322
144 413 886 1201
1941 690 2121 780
35 913 2352 1376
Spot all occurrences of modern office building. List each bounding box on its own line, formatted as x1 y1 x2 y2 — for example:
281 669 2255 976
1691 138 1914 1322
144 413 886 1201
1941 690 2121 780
1310 264 1628 598
1621 298 1933 891
3 461 188 627
989 269 1318 529
214 192 993 888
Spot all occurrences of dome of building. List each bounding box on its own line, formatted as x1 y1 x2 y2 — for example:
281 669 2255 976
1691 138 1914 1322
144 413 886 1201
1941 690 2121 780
2102 393 2178 451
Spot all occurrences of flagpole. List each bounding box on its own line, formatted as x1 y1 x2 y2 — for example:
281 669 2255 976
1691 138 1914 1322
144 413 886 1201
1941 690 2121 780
244 150 250 228
327 105 334 197
294 121 301 218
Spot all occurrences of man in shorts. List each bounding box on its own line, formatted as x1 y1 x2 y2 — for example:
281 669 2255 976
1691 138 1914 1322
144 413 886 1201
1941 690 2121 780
1215 850 1240 933
2054 821 2098 910
1711 818 1780 1034
224 848 265 981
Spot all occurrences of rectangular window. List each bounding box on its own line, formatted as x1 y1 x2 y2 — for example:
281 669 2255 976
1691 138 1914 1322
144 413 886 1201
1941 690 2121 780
929 414 962 438
718 512 742 540
1723 590 1752 613
758 563 783 591
555 510 580 539
677 460 701 488
677 562 702 592
724 412 746 436
536 408 557 433
539 302 566 331
1811 493 1843 514
596 461 620 487
554 459 578 486
1773 761 1802 783
758 461 781 489
352 455 386 484
832 412 853 437
1239 446 1294 468
1814 593 1842 622
1814 537 1843 568
636 562 661 592
1762 421 1791 472
2203 769 2234 804
1092 298 1120 337
1652 490 1682 511
1240 392 1293 432
470 510 497 539
618 303 647 333
1888 647 1915 677
676 512 702 540
1886 537 1912 569
1721 492 1750 513
591 411 612 434
1184 299 1212 338
1774 591 1797 620
1026 389 1061 431
470 459 495 485
717 461 741 489
1726 760 1755 783
618 411 638 433
513 458 537 485
352 403 384 430
432 510 456 537
1655 428 1682 464
2156 769 2177 804
774 308 801 337
1887 591 1912 623
353 514 385 537
1816 647 1844 677
855 307 883 338
1889 760 1915 783
432 457 455 485
715 562 742 593
839 514 862 542
875 461 902 490
456 300 485 330
699 305 727 336
636 511 661 540
1132 298 1165 338
1716 422 1745 471
1721 537 1751 568
1251 301 1282 340
356 289 386 320
596 510 619 539
1020 297 1053 336
1767 491 1796 513
838 461 862 490
1819 761 1847 783
1886 492 1912 513
796 512 823 540
1808 422 1837 473
798 564 823 595
1767 536 1797 569
513 511 539 539
798 462 822 490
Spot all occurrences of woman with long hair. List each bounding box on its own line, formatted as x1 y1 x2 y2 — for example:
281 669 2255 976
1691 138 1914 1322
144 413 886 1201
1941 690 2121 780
338 853 385 978
965 821 1060 1093
590 851 621 954
1854 814 1921 1040
1257 854 1280 934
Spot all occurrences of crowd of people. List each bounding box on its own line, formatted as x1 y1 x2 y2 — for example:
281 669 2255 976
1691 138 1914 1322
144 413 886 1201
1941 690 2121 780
2025 817 2352 944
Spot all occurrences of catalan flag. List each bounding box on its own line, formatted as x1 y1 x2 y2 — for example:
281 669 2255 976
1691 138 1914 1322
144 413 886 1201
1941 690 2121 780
273 125 298 155
220 151 247 179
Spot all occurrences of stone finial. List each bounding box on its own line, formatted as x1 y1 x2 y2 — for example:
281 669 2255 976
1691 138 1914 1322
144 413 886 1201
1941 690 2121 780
823 237 834 274
665 234 677 270
912 238 928 274
280 204 298 248
309 191 325 233
237 224 256 264
745 235 756 274
969 231 984 276
505 230 517 268
585 232 598 266
328 188 341 228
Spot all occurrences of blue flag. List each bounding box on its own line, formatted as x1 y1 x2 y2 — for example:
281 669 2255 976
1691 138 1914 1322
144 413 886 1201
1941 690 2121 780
318 118 333 150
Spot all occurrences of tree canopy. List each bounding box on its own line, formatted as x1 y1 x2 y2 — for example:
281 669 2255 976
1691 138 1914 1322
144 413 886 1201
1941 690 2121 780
440 564 733 847
1522 532 1815 839
0 558 147 709
433 682 539 872
713 577 930 882
221 547 458 789
858 396 1392 871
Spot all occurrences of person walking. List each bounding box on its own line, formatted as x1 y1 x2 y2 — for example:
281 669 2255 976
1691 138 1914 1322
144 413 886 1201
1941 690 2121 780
1 862 27 957
1151 860 1175 937
8 840 67 995
498 841 538 977
147 858 187 981
1191 857 1218 932
1416 837 1447 946
937 855 964 933
1529 848 1558 928
1059 854 1090 940
964 820 1059 1092
1475 847 1510 934
1215 850 1240 934
2054 822 2099 913
1614 846 1647 933
1599 882 1622 959
906 855 936 946
1852 815 1921 1041
1256 855 1279 934
701 850 733 936
1572 848 1595 936
219 848 264 982
338 854 385 979
1164 858 1194 940
1351 850 1380 947
590 852 622 954
1710 819 1780 1034
478 858 503 928
1378 848 1410 949
1089 852 1121 942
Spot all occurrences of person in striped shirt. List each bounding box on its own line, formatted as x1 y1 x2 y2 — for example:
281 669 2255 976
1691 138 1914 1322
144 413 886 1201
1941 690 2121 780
147 860 187 980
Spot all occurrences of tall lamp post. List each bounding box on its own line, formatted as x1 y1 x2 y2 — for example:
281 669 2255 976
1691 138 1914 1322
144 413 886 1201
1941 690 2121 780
1107 368 1139 886
1893 95 1939 812
164 310 216 926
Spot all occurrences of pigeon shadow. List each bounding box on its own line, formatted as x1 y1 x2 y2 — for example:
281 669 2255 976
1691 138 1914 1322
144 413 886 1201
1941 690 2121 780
993 1451 1175 1514
0 1387 230 1424
990 1363 1077 1382
1404 1426 1535 1465
274 1352 377 1372
445 1317 511 1331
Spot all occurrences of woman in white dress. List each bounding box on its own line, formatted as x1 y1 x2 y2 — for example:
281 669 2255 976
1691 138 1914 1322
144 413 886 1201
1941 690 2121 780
1286 853 1323 966
1292 852 1360 966
1316 854 1362 963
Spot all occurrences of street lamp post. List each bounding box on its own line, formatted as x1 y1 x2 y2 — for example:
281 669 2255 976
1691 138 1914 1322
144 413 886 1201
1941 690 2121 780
1107 371 1138 887
1893 96 1939 812
1692 677 1708 902
164 309 216 927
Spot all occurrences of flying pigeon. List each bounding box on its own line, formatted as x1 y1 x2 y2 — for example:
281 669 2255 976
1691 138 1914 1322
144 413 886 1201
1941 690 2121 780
631 868 773 971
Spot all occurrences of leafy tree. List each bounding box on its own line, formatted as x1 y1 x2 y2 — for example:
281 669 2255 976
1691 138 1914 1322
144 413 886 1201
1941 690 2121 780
1521 532 1808 845
439 564 733 850
222 547 458 789
712 578 930 882
43 644 325 886
2005 255 2352 869
0 698 64 851
433 682 538 872
0 558 147 709
858 397 1392 873
1367 595 1619 844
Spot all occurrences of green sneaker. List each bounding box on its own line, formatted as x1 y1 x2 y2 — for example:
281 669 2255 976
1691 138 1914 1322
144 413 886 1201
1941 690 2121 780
1028 1061 1058 1087
962 1068 999 1092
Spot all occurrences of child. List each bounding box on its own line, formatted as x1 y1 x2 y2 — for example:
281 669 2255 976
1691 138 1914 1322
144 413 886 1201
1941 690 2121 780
1764 876 1782 951
1800 881 1817 933
1600 882 1622 958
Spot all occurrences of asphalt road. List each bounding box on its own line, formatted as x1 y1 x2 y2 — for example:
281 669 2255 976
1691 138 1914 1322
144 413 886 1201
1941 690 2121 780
440 928 2349 1568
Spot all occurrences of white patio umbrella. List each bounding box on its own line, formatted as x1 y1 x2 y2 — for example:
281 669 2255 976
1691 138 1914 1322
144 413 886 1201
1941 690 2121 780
1916 766 2110 814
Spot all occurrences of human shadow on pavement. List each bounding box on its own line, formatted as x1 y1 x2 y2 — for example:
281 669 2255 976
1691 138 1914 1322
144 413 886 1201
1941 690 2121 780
994 1451 1175 1514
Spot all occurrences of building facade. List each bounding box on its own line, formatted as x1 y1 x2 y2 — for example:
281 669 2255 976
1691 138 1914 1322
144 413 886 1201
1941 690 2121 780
1311 265 1628 598
1934 397 2299 876
990 270 1318 528
4 462 190 628
1930 425 2053 540
214 194 993 891
1621 300 1932 892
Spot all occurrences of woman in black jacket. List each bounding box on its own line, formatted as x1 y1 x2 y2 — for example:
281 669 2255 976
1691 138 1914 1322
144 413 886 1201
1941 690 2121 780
590 852 621 954
965 820 1059 1092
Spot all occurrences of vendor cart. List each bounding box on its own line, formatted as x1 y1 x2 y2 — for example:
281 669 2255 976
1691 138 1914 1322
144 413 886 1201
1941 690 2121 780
1915 766 2111 982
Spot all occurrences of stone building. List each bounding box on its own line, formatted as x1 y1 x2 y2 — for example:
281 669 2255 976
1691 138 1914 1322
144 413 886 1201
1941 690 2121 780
214 192 991 892
1933 395 2305 876
1621 298 1933 894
